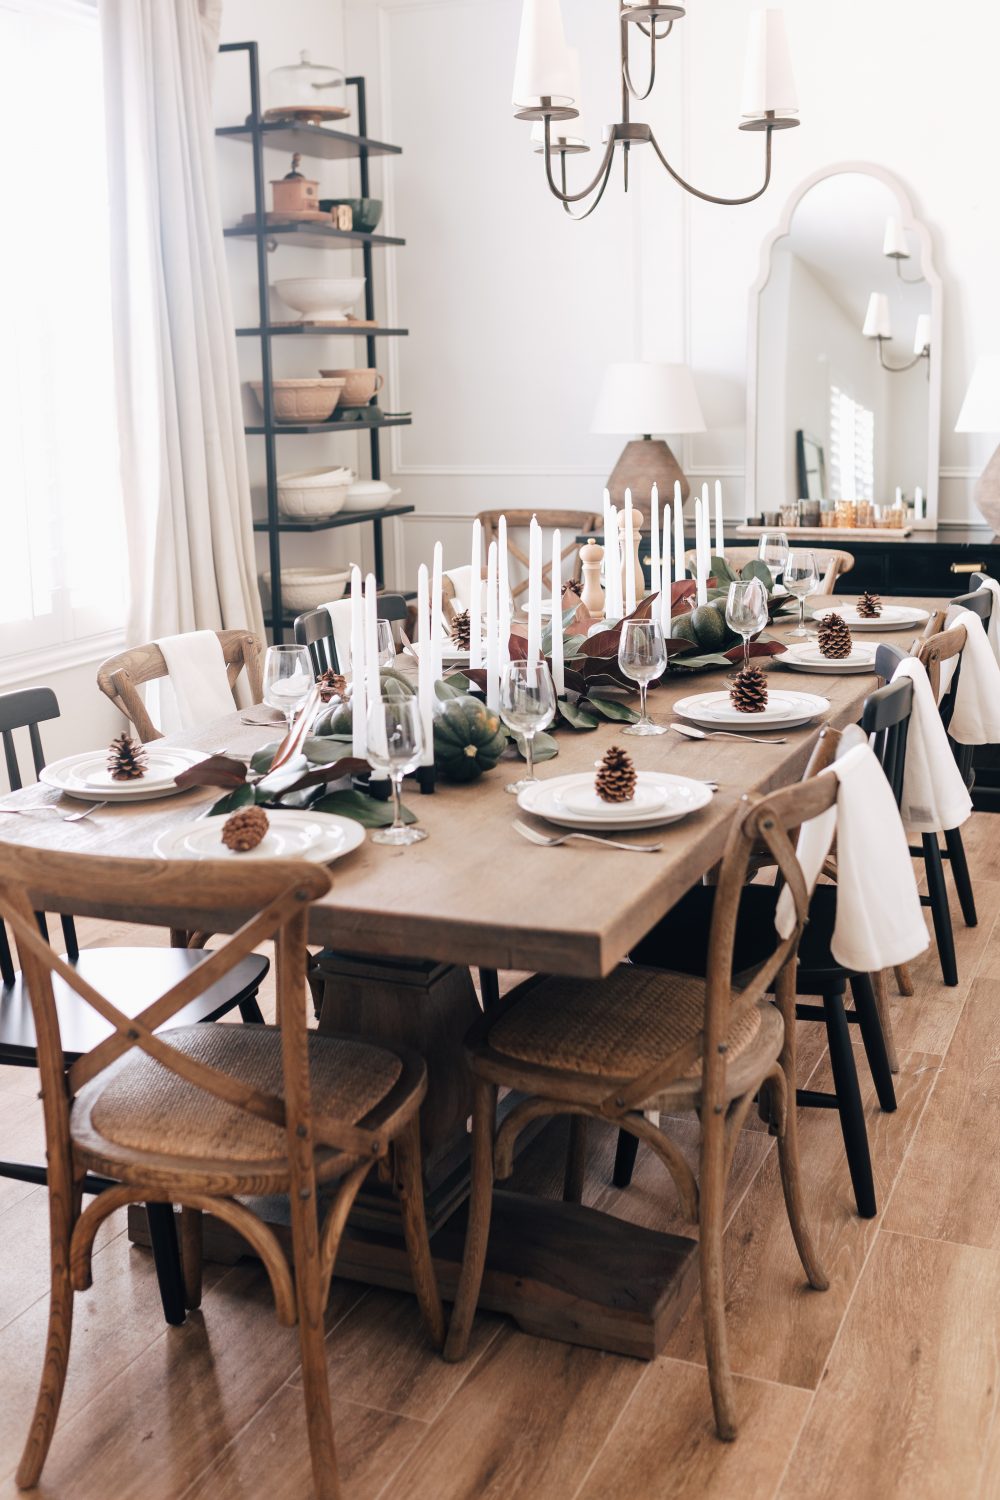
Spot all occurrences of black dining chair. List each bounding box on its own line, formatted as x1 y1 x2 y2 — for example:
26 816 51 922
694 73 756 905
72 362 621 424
0 687 270 1325
616 677 912 1219
294 594 409 676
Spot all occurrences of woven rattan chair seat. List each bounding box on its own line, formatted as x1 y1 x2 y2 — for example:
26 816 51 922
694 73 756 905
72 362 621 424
72 1024 402 1170
487 966 762 1080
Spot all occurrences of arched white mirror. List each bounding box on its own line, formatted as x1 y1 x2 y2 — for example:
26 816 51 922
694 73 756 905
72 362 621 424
747 162 941 529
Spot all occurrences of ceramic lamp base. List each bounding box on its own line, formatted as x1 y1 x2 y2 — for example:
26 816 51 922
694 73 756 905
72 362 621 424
975 442 1000 536
607 438 690 506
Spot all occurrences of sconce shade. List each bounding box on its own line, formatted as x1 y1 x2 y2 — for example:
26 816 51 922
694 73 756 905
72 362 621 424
862 292 892 340
592 362 706 436
913 313 931 356
741 10 799 122
512 0 577 118
530 48 587 150
883 216 909 259
956 357 1000 433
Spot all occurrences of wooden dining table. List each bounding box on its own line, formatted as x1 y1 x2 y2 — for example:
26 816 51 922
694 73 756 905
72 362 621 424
0 600 935 1360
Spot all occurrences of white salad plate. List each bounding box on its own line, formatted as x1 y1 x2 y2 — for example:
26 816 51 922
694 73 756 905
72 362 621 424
673 688 829 731
809 599 929 631
518 771 713 831
153 808 365 864
779 642 878 675
40 747 209 803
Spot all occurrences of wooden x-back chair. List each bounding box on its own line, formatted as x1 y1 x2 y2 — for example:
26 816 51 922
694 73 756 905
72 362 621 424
443 775 834 1439
477 510 600 605
4 846 443 1499
96 629 264 743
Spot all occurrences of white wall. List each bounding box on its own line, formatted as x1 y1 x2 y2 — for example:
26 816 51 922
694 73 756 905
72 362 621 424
339 0 1000 589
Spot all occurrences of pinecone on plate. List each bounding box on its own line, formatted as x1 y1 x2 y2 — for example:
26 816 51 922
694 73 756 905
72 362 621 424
317 668 347 704
728 665 769 713
108 733 147 781
595 744 637 803
818 612 853 660
221 805 270 853
450 610 471 650
856 590 882 619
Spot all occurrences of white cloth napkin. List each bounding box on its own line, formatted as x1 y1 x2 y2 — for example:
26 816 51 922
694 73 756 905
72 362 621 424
443 565 474 615
941 606 1000 745
890 656 972 834
975 575 1000 662
320 599 354 674
775 740 929 972
155 631 235 732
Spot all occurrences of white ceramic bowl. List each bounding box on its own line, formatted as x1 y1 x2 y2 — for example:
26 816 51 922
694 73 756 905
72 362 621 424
273 277 366 321
341 479 402 513
277 466 354 519
250 378 344 423
260 568 352 615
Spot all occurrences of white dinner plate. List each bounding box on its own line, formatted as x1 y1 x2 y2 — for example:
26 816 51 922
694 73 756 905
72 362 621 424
809 599 929 631
153 808 365 864
519 772 713 831
555 781 669 818
40 747 210 803
779 641 878 675
673 688 829 731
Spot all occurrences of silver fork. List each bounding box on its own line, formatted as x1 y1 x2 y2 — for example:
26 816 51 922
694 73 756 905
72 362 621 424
514 819 662 853
0 801 107 823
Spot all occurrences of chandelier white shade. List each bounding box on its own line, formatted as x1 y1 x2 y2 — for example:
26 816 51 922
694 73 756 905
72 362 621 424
862 293 892 340
511 0 577 118
592 363 706 437
913 314 932 357
883 215 909 259
530 48 587 152
741 9 799 123
955 358 1000 432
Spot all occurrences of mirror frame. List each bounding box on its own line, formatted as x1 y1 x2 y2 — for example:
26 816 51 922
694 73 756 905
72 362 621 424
745 160 942 529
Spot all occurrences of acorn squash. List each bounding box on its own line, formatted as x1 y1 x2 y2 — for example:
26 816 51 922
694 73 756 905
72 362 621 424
433 695 508 782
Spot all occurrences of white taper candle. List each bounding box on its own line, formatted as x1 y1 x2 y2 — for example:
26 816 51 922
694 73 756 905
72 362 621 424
550 528 564 696
498 515 511 666
623 489 636 614
364 573 387 779
416 564 434 765
469 518 483 669
430 541 443 684
674 481 685 586
714 480 724 561
661 501 672 633
649 483 660 600
485 540 499 711
349 565 366 759
527 514 542 663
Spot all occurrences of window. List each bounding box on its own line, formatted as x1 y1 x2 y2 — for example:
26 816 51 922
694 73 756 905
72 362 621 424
829 386 874 502
0 0 125 665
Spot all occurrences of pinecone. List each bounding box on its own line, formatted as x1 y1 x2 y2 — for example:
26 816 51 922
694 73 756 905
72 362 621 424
221 805 270 853
450 610 471 650
728 665 769 713
856 590 882 619
317 668 347 704
595 744 637 803
108 733 147 781
817 612 853 659
562 578 583 598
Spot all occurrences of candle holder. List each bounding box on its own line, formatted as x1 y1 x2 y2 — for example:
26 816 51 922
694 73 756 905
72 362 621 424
416 764 436 794
351 770 391 802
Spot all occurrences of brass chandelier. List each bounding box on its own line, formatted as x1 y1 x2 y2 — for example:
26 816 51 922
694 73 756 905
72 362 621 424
513 1 800 220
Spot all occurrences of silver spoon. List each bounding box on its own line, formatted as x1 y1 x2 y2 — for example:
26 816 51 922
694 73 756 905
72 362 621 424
670 722 786 746
514 819 662 853
0 801 108 823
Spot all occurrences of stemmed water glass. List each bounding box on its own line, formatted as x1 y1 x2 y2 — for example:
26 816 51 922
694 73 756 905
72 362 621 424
500 660 557 794
758 530 789 589
726 578 769 669
785 550 819 639
617 619 668 735
263 645 314 733
376 618 396 668
365 696 428 846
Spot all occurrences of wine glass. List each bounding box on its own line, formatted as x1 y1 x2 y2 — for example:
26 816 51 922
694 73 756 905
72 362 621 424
365 696 428 847
758 530 789 589
500 660 557 795
263 644 314 732
376 618 396 669
726 579 768 669
617 619 668 735
784 550 819 639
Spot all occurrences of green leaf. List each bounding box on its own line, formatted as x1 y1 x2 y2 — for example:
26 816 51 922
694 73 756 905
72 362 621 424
301 736 358 765
249 743 280 776
434 678 465 702
256 753 310 799
557 698 600 730
510 729 559 762
586 694 641 724
206 783 257 817
310 789 418 826
709 554 736 584
442 670 472 693
668 651 733 671
739 558 773 590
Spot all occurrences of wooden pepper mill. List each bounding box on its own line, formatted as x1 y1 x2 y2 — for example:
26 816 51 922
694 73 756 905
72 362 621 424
579 538 606 617
617 506 645 603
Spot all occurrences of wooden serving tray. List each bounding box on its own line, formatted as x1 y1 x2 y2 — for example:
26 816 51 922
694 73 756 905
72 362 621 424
736 524 913 541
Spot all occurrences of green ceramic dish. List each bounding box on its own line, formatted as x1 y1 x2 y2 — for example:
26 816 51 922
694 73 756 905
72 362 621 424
320 197 383 232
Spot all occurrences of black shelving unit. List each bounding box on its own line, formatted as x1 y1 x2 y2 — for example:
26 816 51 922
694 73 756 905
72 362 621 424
218 41 414 642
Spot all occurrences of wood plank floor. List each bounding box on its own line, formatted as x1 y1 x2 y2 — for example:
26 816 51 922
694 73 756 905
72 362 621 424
4 823 1000 1499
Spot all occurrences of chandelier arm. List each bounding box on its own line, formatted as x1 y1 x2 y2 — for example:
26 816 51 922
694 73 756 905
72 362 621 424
637 18 674 39
560 153 618 220
894 259 926 287
877 341 929 374
622 15 658 101
543 124 617 203
647 123 775 206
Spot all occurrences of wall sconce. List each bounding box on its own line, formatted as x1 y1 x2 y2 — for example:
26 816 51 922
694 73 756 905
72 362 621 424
882 215 924 285
863 292 931 373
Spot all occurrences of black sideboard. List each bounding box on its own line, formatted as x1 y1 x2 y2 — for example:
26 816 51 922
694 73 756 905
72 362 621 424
726 527 1000 597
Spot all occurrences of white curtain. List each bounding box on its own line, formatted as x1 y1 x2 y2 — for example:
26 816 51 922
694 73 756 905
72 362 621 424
100 0 264 645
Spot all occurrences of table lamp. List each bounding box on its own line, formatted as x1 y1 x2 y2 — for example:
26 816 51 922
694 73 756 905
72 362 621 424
955 356 1000 533
591 362 706 505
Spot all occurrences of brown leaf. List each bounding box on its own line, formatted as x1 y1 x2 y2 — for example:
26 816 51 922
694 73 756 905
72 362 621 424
269 683 323 771
174 754 248 792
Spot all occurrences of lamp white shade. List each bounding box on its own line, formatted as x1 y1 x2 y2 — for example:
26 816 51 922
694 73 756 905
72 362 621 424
913 313 931 356
741 9 798 121
591 362 706 436
955 357 1000 433
862 292 892 340
511 0 577 116
883 215 909 259
531 48 586 150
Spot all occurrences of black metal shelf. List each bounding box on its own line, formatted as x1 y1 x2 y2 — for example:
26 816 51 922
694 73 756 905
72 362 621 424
216 121 401 162
253 503 414 535
236 324 409 338
225 222 405 250
245 413 412 436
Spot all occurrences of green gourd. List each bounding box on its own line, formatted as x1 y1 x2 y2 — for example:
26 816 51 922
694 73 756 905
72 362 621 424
433 696 508 782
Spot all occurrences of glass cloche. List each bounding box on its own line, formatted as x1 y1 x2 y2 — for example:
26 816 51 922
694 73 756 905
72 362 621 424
265 51 350 125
